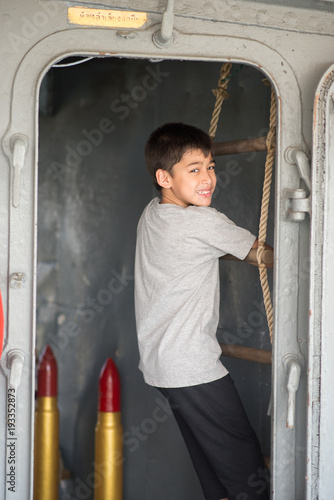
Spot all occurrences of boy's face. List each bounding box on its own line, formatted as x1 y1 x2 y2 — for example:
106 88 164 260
157 149 216 207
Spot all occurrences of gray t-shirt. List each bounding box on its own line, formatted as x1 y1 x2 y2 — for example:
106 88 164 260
134 197 256 388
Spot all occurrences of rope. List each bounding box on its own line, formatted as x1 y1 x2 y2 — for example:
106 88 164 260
209 63 232 138
257 82 277 342
209 65 276 342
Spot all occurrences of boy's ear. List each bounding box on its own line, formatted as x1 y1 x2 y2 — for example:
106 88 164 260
156 169 171 189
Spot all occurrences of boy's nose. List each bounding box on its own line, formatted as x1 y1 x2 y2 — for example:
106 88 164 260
201 170 214 184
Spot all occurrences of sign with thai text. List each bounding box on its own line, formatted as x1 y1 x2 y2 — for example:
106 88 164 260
68 7 148 28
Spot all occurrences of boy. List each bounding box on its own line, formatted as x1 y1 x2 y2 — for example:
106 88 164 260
134 123 270 500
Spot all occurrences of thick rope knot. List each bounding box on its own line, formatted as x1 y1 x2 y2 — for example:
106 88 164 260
266 128 276 153
209 62 232 138
256 243 267 269
212 87 230 100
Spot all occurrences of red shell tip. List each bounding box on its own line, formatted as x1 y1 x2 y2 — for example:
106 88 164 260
98 358 121 412
37 345 58 397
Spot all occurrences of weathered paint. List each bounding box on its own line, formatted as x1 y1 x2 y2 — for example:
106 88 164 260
309 64 334 500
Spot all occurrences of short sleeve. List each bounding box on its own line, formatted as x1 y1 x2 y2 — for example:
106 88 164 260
188 206 256 260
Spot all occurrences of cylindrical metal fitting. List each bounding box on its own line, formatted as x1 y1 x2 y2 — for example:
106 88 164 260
33 397 59 500
94 411 123 500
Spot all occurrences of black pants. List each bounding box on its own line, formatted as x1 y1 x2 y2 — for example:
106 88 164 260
156 374 269 500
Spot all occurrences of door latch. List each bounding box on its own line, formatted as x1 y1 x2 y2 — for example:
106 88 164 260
283 353 302 429
10 134 29 208
7 349 25 390
284 147 311 221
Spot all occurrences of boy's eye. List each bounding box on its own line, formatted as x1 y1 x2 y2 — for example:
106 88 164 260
189 164 215 173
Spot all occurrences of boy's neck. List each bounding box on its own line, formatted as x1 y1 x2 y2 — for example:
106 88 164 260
160 189 189 207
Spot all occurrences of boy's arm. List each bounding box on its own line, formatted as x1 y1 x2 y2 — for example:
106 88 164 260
221 239 274 268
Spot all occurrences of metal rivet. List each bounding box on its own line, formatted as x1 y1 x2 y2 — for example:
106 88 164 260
10 272 27 289
116 30 137 39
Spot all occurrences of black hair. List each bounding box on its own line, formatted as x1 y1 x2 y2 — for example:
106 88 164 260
145 123 214 191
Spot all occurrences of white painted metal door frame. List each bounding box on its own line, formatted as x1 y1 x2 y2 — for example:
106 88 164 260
0 26 306 499
307 64 334 500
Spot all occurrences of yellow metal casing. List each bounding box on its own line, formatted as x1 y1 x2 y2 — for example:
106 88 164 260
94 411 123 500
33 397 59 500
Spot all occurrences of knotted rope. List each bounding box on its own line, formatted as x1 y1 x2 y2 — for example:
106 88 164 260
209 63 232 138
257 82 277 342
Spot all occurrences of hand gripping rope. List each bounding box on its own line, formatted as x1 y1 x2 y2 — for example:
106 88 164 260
209 64 276 342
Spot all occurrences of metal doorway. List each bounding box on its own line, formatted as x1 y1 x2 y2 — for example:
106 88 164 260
37 56 273 499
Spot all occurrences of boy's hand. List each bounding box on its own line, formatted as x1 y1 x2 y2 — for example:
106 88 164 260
244 248 274 268
220 239 274 268
244 239 273 268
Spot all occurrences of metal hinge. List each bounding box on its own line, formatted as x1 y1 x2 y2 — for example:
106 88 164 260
285 188 311 222
284 147 311 222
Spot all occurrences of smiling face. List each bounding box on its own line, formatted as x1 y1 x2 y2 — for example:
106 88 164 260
156 148 217 207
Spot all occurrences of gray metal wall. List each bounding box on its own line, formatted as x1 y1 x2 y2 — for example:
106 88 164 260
37 57 272 499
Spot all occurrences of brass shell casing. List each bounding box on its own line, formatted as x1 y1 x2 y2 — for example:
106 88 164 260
94 411 123 500
33 397 59 500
